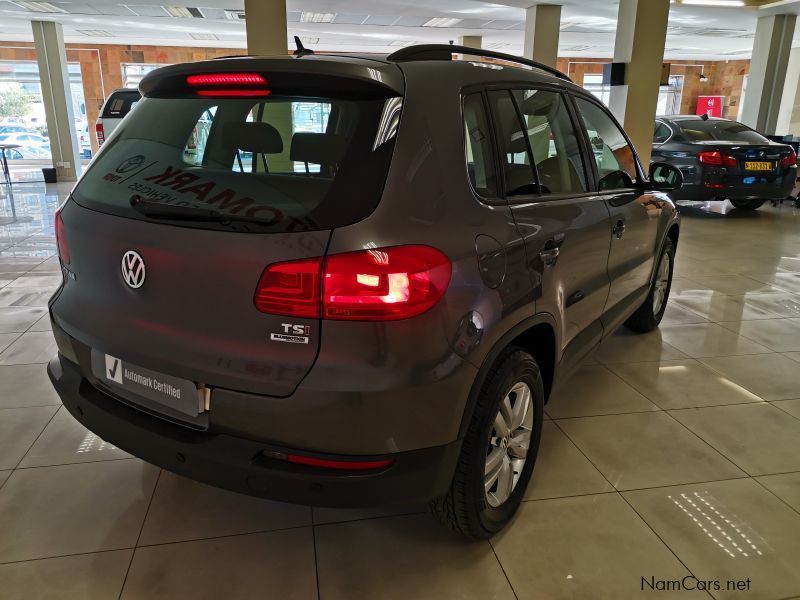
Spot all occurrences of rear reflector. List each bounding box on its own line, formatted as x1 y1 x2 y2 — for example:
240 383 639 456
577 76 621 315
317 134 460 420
287 454 394 471
187 73 266 86
254 245 452 321
699 151 737 167
95 122 105 146
55 209 70 265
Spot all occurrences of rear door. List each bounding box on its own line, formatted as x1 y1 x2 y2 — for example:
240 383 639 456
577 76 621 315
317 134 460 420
572 96 660 329
487 87 611 363
55 64 402 398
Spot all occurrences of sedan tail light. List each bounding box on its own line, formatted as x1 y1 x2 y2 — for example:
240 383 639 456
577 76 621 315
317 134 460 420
780 149 797 169
96 122 105 146
698 151 737 167
54 208 70 265
254 246 452 321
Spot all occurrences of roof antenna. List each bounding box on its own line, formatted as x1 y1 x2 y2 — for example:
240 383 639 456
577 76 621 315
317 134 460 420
701 112 709 121
293 36 314 57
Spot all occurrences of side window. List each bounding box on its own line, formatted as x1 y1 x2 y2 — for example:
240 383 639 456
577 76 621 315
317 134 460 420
575 98 640 191
511 89 587 194
488 90 537 196
463 93 498 197
653 121 671 144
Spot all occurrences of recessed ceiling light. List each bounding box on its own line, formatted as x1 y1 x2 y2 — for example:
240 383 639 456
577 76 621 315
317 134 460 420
389 40 415 47
300 12 336 23
422 17 463 28
300 36 319 44
11 1 67 12
678 0 745 6
77 29 113 37
165 6 203 18
190 32 218 40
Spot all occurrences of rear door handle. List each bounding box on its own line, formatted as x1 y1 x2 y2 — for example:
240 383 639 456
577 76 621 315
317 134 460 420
612 220 626 239
539 234 565 267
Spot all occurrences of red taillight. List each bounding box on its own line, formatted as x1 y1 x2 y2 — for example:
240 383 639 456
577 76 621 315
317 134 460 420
196 89 271 97
254 246 452 322
698 151 737 167
95 122 105 146
781 149 797 169
187 73 266 86
254 257 322 318
287 454 394 471
323 246 451 321
54 209 70 265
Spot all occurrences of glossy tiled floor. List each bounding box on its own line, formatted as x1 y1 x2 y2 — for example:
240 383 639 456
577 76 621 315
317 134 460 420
2 183 800 600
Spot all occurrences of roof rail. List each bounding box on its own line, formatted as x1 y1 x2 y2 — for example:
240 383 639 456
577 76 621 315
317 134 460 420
386 44 572 83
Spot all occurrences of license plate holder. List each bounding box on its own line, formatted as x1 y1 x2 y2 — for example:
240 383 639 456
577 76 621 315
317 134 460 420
90 350 205 418
744 161 773 171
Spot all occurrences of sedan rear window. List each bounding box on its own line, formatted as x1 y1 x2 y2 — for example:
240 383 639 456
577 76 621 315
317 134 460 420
676 120 768 144
73 94 399 233
101 91 141 118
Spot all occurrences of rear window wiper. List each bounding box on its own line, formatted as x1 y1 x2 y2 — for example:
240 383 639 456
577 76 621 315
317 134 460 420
129 195 271 226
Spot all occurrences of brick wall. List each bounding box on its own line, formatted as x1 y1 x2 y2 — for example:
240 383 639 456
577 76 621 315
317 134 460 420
556 57 749 120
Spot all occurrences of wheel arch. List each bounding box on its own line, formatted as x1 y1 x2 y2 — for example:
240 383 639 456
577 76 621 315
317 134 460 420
458 313 558 440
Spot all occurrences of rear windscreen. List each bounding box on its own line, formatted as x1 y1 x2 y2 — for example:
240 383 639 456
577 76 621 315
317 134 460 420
101 91 141 118
677 120 768 144
73 94 399 233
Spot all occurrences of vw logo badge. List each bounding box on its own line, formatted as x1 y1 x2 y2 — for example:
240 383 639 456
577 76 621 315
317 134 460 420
121 250 146 289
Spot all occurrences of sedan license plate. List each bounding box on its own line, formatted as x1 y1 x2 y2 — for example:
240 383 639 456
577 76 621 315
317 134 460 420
745 161 773 171
90 350 204 417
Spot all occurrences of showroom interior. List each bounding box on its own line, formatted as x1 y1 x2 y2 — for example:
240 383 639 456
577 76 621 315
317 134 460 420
2 0 800 598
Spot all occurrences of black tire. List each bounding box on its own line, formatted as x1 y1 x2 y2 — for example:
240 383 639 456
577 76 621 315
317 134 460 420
729 199 766 210
430 347 544 539
624 237 675 333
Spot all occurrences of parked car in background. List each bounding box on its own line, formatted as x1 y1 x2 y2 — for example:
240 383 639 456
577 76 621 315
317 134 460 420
652 115 797 210
95 88 141 146
0 123 31 139
0 131 50 149
4 145 51 159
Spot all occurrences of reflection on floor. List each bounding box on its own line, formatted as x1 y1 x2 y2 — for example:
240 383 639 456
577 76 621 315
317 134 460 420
2 183 800 599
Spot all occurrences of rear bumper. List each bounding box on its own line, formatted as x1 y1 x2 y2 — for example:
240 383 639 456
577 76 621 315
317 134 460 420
671 175 795 202
48 353 461 507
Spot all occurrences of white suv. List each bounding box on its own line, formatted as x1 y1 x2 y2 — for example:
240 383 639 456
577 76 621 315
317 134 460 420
95 89 140 147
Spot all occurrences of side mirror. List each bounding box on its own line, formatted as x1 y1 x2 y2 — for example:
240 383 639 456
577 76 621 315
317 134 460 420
649 162 683 192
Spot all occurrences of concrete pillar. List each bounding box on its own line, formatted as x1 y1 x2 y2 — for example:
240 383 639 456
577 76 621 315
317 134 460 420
740 14 796 135
31 20 81 182
459 36 482 49
244 0 292 171
523 4 561 68
607 0 670 167
244 0 288 56
776 46 800 136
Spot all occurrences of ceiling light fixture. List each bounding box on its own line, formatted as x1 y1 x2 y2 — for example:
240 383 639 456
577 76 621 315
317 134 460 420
11 1 67 12
422 17 463 28
190 33 218 40
679 0 745 7
300 12 336 23
77 29 113 37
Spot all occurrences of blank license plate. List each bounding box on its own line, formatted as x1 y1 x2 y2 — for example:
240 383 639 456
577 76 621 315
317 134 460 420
745 161 773 171
90 350 203 417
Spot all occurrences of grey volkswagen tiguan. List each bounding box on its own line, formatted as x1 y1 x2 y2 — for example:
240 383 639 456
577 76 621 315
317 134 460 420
47 45 682 539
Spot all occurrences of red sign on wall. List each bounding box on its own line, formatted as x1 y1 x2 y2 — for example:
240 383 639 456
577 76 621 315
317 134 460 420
696 96 725 118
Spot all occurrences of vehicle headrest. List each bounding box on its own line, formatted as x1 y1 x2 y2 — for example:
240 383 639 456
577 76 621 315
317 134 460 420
226 122 283 154
290 132 344 165
509 132 528 154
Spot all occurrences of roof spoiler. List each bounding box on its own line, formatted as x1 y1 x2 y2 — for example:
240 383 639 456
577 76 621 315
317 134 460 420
387 44 572 83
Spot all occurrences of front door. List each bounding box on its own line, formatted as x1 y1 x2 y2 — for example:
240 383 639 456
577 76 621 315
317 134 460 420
572 97 661 328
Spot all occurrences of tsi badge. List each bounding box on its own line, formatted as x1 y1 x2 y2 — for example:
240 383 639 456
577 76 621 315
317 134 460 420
271 323 311 345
